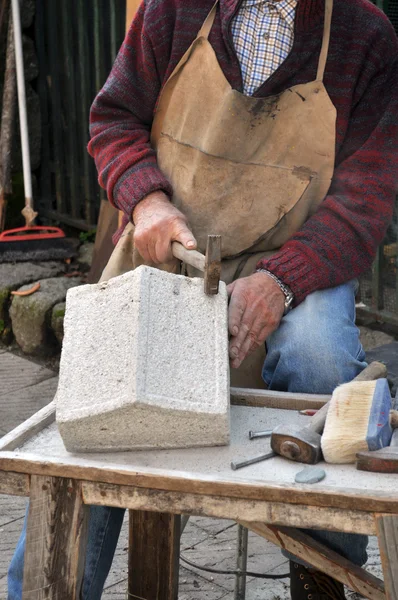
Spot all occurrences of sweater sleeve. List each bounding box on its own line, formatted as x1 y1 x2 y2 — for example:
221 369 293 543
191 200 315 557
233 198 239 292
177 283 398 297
88 2 173 219
258 30 398 305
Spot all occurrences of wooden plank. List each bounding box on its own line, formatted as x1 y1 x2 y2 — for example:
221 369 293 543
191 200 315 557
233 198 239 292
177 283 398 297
231 387 329 410
22 476 88 600
0 470 29 496
82 481 376 534
2 448 398 514
0 401 55 451
129 510 180 600
376 514 398 600
241 521 385 600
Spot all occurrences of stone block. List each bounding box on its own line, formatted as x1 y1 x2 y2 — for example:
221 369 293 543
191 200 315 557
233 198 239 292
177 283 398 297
56 266 230 452
10 277 81 355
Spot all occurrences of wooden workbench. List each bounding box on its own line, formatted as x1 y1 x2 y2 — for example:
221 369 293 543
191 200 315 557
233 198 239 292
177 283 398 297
0 403 397 600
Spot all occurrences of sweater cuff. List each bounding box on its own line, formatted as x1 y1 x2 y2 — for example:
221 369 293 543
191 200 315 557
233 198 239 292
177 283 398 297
112 165 173 220
257 248 319 305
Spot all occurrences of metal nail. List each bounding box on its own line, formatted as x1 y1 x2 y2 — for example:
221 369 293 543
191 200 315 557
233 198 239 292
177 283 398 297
231 451 275 471
249 429 273 440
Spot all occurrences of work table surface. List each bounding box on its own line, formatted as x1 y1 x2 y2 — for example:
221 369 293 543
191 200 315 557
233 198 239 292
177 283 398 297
1 406 397 518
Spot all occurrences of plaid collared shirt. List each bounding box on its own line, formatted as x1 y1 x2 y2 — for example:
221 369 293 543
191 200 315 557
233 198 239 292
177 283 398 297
231 0 298 96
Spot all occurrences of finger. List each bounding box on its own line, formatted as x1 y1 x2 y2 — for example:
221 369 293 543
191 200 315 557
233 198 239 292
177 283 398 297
229 302 259 359
228 286 247 338
146 240 159 265
226 281 237 298
154 236 173 264
231 313 265 368
134 237 151 263
173 223 197 250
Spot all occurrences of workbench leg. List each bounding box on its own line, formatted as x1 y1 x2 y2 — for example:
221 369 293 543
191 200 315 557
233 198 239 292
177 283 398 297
376 514 398 600
128 510 181 600
22 475 88 600
234 524 248 600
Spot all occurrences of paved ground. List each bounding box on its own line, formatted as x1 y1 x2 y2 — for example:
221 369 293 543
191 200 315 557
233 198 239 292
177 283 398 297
0 341 386 599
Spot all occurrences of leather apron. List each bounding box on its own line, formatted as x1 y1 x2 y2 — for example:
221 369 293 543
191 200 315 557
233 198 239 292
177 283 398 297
101 0 336 389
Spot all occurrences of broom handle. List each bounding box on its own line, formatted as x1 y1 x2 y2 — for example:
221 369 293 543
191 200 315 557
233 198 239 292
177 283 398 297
308 361 388 434
12 0 32 206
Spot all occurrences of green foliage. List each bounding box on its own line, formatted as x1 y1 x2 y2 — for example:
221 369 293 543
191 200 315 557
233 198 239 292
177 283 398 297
79 229 97 244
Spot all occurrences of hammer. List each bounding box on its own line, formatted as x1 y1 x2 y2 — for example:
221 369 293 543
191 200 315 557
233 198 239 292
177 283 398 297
270 361 388 465
172 234 221 295
356 429 398 473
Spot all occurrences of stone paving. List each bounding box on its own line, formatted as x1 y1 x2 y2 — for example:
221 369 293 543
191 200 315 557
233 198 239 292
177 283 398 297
0 343 386 599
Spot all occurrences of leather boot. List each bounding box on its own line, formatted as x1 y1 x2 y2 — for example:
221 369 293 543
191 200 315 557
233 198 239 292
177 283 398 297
290 561 346 600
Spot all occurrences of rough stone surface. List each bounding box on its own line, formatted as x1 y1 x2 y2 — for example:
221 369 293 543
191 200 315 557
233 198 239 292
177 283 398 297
294 467 326 485
359 326 394 352
10 277 81 355
0 261 66 331
78 243 95 270
57 266 230 452
51 302 66 345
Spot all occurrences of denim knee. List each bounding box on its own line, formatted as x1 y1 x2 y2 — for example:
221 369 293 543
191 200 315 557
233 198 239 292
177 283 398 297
262 281 366 394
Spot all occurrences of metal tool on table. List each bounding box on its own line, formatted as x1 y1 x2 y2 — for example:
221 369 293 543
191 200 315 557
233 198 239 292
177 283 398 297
356 391 398 473
249 430 273 440
171 234 221 295
231 362 387 470
271 361 387 464
356 428 398 473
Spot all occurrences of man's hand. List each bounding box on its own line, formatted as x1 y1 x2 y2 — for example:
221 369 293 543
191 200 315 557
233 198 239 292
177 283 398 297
133 191 197 263
227 273 285 369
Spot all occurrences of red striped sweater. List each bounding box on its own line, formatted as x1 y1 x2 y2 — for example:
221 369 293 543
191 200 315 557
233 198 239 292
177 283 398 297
88 0 398 305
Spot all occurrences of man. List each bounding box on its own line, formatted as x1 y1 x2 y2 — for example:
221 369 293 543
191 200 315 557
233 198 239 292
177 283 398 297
8 1 398 599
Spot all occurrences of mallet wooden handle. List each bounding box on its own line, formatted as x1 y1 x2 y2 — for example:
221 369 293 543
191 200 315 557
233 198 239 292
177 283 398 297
308 361 388 434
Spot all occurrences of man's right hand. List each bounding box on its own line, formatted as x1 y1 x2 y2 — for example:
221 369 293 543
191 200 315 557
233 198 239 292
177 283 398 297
132 191 197 264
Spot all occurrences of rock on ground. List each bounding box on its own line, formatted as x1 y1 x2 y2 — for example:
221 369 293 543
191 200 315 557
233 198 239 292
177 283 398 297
359 326 394 352
51 302 65 345
0 262 66 341
10 277 80 355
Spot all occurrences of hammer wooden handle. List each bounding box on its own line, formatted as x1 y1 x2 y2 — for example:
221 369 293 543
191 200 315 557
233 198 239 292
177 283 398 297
308 361 388 434
172 235 222 295
171 242 206 272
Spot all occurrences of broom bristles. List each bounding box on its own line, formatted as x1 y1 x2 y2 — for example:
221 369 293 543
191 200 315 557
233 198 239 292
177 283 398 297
322 380 378 464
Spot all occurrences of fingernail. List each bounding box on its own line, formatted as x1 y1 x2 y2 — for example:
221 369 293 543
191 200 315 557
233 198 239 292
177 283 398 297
232 326 238 336
230 347 239 358
187 240 195 248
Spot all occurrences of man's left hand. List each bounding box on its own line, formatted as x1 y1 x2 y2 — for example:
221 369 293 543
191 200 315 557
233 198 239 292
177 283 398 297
227 273 285 369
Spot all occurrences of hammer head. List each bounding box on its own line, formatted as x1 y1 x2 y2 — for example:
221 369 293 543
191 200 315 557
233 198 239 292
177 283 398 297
271 425 323 464
204 235 222 295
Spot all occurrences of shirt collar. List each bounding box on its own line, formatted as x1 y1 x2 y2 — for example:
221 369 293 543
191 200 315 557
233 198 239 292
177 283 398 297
240 0 298 28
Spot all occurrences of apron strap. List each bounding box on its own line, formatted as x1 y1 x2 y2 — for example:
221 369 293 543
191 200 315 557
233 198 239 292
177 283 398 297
197 1 219 40
316 0 333 82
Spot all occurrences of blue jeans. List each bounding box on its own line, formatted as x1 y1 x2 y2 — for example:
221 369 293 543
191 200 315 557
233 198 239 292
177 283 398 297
8 281 368 599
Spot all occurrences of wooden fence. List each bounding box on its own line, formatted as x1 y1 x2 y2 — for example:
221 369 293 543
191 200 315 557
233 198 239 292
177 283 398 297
35 0 126 231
